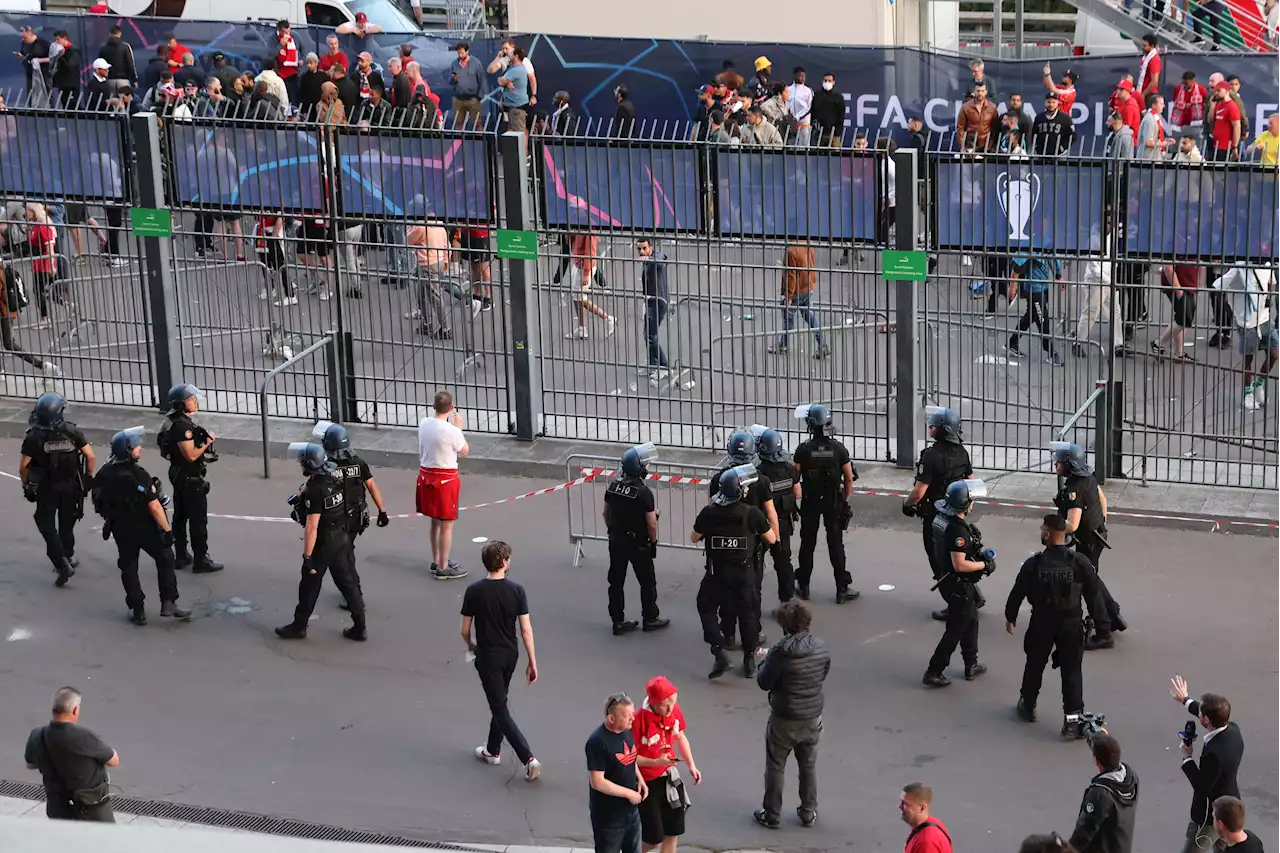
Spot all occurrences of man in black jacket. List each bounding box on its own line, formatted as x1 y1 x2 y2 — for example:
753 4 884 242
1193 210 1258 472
139 45 169 102
19 27 50 97
754 600 830 830
97 27 135 89
614 85 636 137
50 31 82 109
810 73 847 147
1170 676 1243 853
1069 735 1138 853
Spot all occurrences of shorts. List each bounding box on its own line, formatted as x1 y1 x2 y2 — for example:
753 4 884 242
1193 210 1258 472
460 231 490 265
638 775 685 844
506 106 528 134
64 203 88 224
1240 321 1279 355
568 264 591 303
1163 287 1198 328
416 466 460 520
297 221 331 256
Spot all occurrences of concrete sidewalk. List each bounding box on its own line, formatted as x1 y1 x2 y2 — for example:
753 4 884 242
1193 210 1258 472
0 399 1272 527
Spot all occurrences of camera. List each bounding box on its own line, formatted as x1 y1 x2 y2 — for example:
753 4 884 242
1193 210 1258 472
1065 711 1108 740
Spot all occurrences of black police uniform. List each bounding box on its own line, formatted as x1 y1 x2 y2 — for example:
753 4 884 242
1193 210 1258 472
1005 544 1106 715
709 467 773 642
94 458 180 613
1057 473 1122 636
793 436 852 596
914 441 972 578
333 455 374 603
603 474 661 626
22 421 88 571
287 472 366 633
756 458 797 602
925 513 982 675
694 501 770 654
161 411 213 565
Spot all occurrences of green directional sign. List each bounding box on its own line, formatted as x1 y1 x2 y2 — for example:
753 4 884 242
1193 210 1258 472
881 250 929 281
130 207 173 238
496 229 538 261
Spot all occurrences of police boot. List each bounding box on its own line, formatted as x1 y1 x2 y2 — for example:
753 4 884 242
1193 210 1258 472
66 555 79 569
160 600 191 619
129 607 147 626
1084 633 1115 651
612 620 639 636
921 670 951 688
964 662 988 681
743 648 758 678
53 559 75 588
193 554 224 574
795 585 810 601
174 547 193 570
835 587 860 604
642 617 670 632
708 647 732 680
1061 715 1085 740
932 607 949 622
721 632 739 651
275 623 307 640
1016 697 1037 722
342 625 368 642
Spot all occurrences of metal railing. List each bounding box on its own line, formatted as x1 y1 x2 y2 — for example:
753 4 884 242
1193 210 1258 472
259 331 339 479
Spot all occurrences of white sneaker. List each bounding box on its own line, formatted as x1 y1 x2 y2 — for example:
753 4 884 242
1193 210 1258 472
404 308 423 319
317 289 331 301
474 746 501 766
42 361 62 378
259 289 269 300
525 757 541 781
470 299 483 319
1244 390 1260 410
638 366 656 376
273 295 299 307
1254 383 1266 406
102 256 126 268
605 316 616 338
565 326 588 340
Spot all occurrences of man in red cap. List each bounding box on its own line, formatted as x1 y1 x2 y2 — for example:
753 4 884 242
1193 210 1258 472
1208 79 1242 161
632 677 701 853
336 11 384 38
1113 79 1141 139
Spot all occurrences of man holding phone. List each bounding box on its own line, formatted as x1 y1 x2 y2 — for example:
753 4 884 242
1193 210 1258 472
417 390 469 579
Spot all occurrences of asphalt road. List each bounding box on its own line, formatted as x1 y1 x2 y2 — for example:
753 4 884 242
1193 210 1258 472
0 439 1274 852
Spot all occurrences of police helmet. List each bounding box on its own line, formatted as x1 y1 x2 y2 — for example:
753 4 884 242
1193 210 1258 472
756 428 788 463
31 393 66 428
110 425 145 460
936 478 988 515
620 442 657 479
925 406 963 443
725 429 756 464
795 403 833 436
713 463 759 506
167 383 204 412
1050 441 1092 476
313 420 353 460
287 441 336 476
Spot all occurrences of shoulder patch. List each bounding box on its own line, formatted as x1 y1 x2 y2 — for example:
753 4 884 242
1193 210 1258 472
1085 803 1094 814
1067 491 1077 501
955 537 965 548
184 430 194 440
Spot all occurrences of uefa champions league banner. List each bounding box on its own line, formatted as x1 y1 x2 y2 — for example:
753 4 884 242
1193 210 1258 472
0 111 127 201
539 142 701 231
1123 164 1277 261
716 149 878 240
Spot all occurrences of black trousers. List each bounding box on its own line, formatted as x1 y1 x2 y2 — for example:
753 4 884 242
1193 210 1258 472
45 797 115 822
1 316 46 368
114 525 179 610
721 545 767 641
170 475 209 559
795 500 850 592
697 571 758 651
769 513 795 601
927 582 979 673
1010 289 1052 353
1020 618 1085 713
104 206 124 256
475 653 533 764
33 486 79 569
1076 537 1120 637
292 536 365 629
607 537 659 624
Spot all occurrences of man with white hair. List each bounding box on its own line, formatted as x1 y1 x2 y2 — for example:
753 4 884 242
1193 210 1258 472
25 687 120 822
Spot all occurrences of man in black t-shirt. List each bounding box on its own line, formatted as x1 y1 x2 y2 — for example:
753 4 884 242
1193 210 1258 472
1214 796 1265 853
25 686 119 822
586 693 647 853
461 541 541 781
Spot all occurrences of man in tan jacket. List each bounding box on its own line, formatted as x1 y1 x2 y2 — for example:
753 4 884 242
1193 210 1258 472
768 243 830 359
957 82 998 151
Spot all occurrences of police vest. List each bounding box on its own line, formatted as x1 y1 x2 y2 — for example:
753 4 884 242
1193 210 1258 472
334 458 370 535
605 477 650 538
798 440 841 498
1061 475 1104 533
28 426 80 484
308 474 350 535
757 460 797 514
929 512 961 578
922 442 972 503
91 460 148 522
1033 549 1083 614
161 413 205 476
705 505 759 577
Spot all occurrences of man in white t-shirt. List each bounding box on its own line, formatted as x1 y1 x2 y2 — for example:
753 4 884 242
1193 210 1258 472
1212 265 1277 411
417 390 470 579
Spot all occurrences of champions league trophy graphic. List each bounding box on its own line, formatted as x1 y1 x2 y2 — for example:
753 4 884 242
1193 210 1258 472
996 171 1041 241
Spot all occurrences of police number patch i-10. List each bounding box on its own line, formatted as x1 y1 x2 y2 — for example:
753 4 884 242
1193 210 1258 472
607 482 639 498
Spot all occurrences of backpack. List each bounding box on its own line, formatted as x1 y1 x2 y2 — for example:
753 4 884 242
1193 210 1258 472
5 266 28 310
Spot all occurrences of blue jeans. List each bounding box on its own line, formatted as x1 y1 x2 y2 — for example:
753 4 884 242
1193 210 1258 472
780 293 824 347
644 299 668 368
591 807 642 853
385 224 413 277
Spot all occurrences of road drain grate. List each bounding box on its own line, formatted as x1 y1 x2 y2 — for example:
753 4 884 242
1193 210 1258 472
0 780 491 849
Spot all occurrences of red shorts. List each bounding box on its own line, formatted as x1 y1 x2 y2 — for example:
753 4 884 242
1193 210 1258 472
416 467 460 520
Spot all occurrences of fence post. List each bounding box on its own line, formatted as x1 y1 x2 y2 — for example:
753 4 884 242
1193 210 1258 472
131 113 181 404
1094 380 1111 484
893 149 920 469
499 130 542 441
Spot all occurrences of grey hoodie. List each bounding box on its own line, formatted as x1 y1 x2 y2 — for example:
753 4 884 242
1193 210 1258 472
1105 126 1136 160
1069 762 1139 853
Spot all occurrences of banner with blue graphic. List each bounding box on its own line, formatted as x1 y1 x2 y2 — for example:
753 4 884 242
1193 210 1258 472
337 132 490 221
934 159 1106 252
716 150 877 240
170 122 324 211
539 142 700 231
0 112 126 202
1123 164 1278 262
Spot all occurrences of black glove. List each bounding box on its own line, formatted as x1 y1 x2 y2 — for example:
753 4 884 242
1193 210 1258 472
789 506 800 523
22 483 37 503
101 519 113 541
376 511 389 528
161 529 174 548
901 502 916 518
839 500 852 531
647 539 659 558
302 554 315 574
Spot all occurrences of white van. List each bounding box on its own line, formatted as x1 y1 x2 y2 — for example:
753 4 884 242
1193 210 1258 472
104 0 438 31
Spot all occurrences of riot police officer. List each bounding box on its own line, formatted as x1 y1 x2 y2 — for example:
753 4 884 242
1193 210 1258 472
692 465 777 679
792 404 858 603
601 443 669 635
19 393 93 587
755 427 798 603
710 430 777 649
901 406 980 621
275 442 367 641
91 427 191 625
160 384 224 574
315 421 390 611
1051 442 1124 649
1004 514 1108 738
922 479 993 688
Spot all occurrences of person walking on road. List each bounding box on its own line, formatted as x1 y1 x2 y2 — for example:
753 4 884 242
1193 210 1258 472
25 686 119 823
462 540 541 781
769 242 829 359
417 390 469 579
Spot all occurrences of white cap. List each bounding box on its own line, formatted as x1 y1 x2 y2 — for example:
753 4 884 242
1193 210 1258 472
92 58 111 71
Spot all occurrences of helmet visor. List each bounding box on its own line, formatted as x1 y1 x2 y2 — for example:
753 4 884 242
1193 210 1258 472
726 462 759 490
794 403 813 421
960 478 988 499
631 442 658 465
312 420 336 439
925 405 947 424
286 441 313 462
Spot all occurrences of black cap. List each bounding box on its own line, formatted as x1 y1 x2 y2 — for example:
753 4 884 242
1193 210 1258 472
212 51 225 61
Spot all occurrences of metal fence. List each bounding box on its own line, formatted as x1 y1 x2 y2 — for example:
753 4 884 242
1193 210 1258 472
0 106 1274 489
